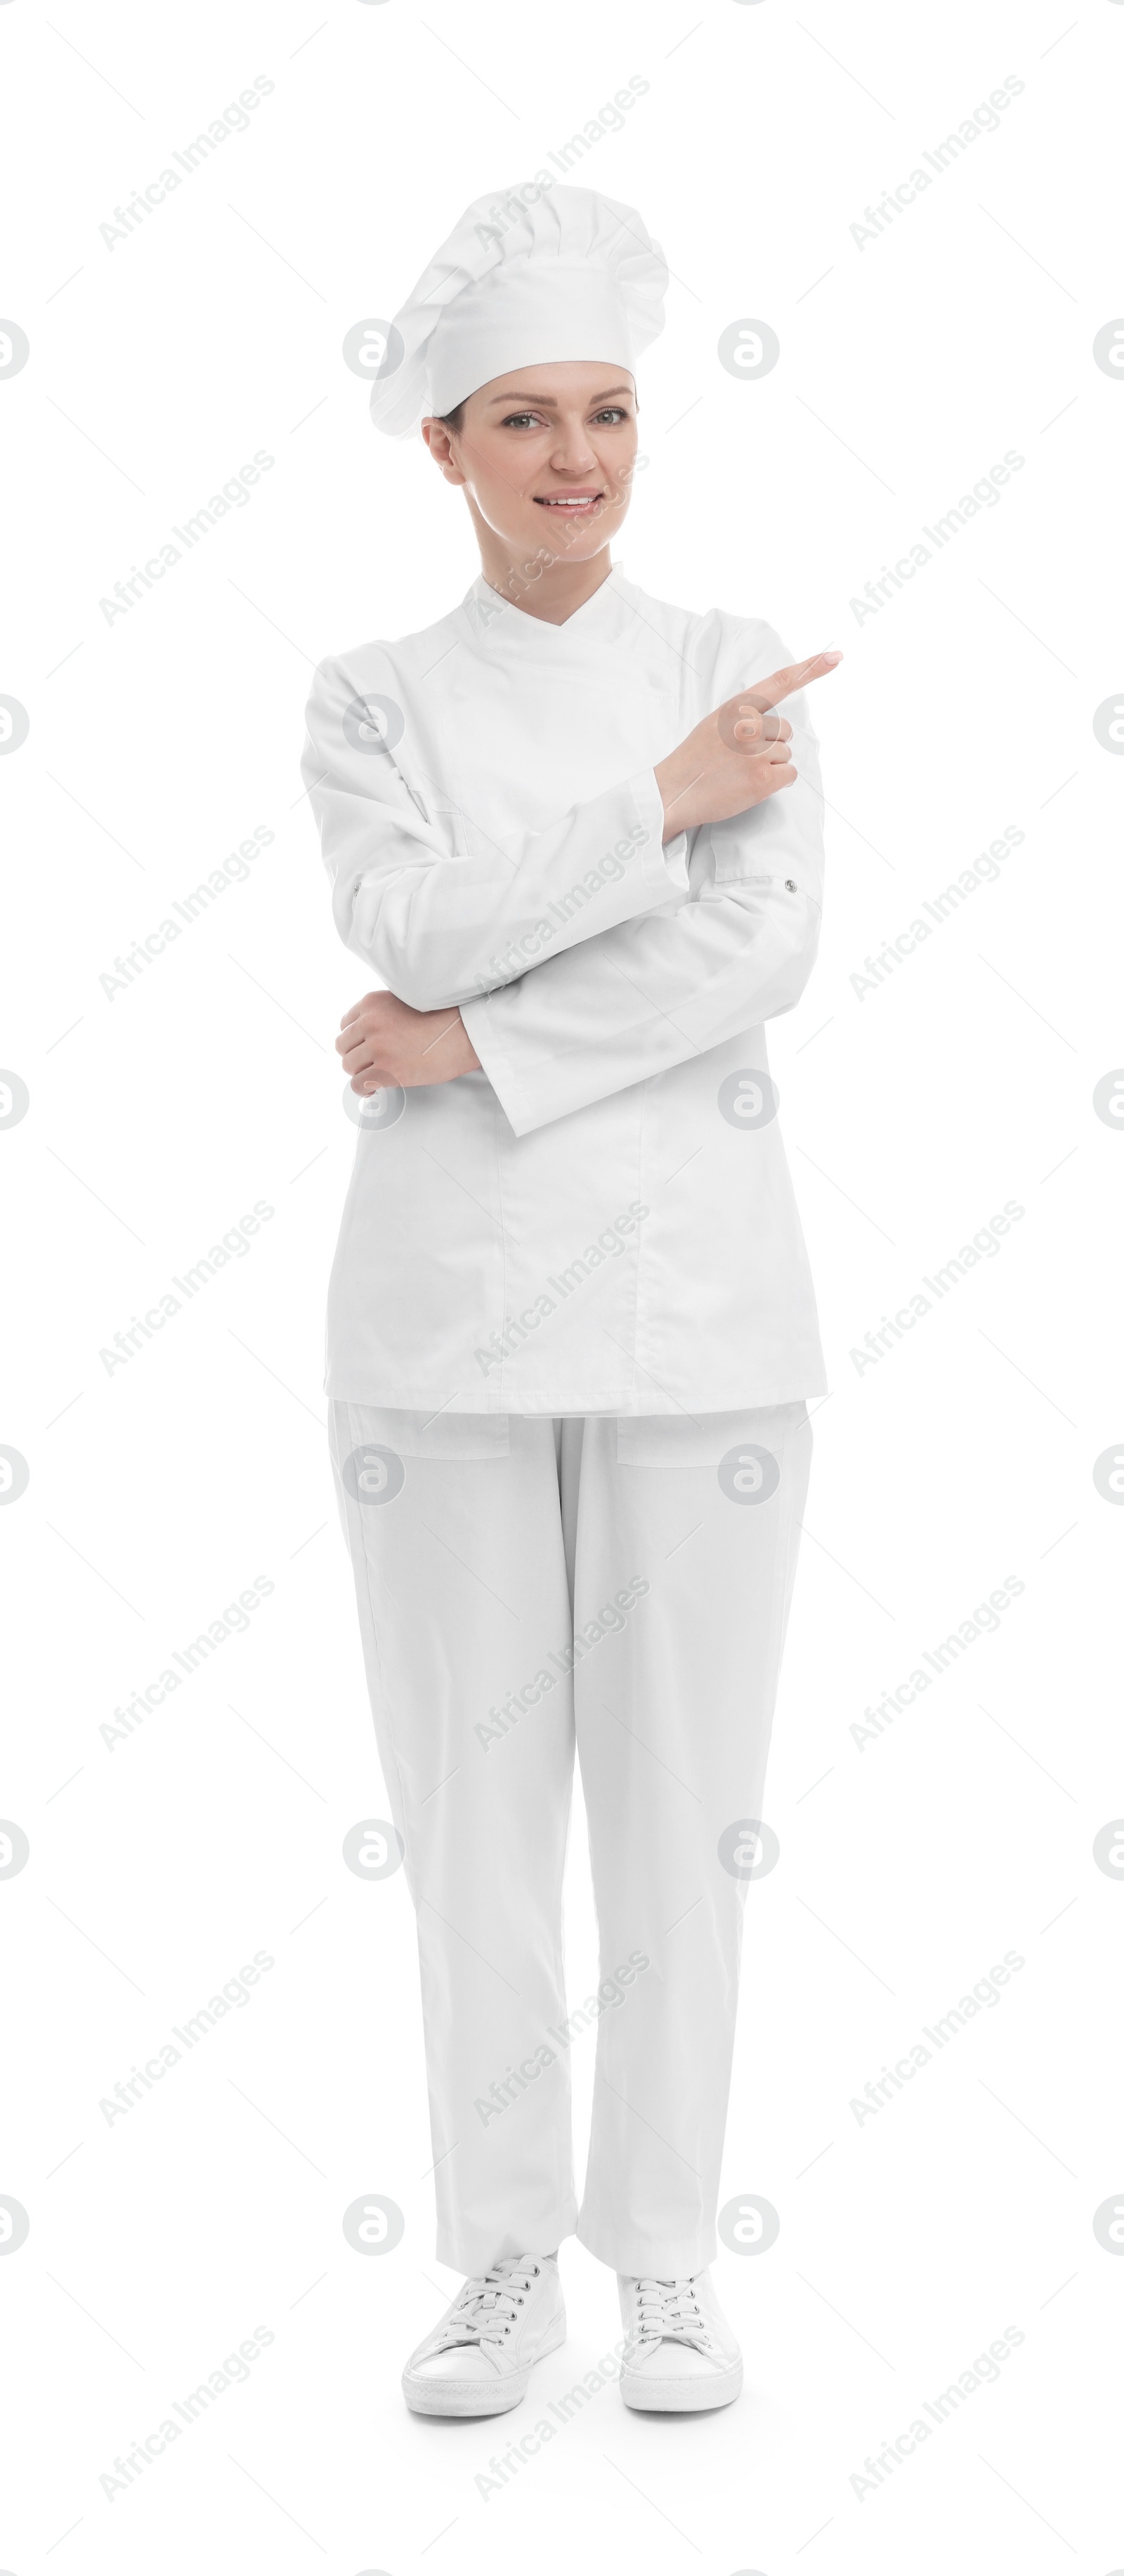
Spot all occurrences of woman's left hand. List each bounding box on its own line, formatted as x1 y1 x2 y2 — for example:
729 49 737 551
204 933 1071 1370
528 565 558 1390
336 990 481 1093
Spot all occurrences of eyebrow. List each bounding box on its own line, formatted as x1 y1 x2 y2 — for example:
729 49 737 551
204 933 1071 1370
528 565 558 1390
485 384 635 409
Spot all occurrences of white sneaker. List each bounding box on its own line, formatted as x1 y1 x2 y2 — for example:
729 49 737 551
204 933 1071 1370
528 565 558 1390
617 2269 743 2412
402 2254 566 2417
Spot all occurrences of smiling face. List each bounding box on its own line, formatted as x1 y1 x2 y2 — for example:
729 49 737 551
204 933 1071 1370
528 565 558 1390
422 360 639 603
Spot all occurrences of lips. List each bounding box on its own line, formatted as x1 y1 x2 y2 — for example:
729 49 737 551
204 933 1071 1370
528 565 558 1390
533 492 605 511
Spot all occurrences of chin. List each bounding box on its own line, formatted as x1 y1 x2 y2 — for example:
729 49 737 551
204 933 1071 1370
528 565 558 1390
521 511 621 562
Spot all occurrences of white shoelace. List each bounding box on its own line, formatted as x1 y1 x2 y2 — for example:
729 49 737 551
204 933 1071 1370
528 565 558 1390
626 2276 714 2355
431 2257 542 2353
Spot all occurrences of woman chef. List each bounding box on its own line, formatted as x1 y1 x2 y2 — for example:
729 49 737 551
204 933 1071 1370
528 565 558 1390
303 182 840 2421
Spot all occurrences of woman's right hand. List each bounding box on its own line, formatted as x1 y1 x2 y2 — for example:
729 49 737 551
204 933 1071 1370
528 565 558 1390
654 649 842 842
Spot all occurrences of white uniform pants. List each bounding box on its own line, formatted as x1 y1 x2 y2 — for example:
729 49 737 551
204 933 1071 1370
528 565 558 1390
329 1401 811 2278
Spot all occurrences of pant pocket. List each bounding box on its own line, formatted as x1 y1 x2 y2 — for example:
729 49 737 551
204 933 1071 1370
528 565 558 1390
615 1404 809 1468
341 1406 511 1460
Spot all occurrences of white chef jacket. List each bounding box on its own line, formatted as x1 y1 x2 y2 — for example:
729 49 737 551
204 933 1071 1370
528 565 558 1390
302 564 827 1415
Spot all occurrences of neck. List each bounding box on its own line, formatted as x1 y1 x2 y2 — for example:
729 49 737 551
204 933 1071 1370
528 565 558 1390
471 516 616 626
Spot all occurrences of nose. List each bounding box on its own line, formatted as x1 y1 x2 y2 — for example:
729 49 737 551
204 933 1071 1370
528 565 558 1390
547 420 601 476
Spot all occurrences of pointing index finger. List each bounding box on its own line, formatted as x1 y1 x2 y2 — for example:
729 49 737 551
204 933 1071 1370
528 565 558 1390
741 650 842 714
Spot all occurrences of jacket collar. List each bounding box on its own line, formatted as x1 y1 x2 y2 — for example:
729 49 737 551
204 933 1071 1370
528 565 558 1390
462 561 634 650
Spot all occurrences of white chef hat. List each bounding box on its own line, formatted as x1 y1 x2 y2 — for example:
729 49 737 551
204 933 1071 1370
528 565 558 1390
367 181 668 438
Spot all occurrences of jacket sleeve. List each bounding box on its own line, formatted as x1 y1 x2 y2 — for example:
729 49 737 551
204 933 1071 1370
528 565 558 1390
302 654 690 1011
458 641 825 1137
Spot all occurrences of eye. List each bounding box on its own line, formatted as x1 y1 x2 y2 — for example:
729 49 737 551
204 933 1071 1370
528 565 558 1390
592 407 630 424
500 411 544 430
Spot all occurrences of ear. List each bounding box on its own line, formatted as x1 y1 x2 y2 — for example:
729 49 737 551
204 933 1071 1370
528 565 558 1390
421 419 468 487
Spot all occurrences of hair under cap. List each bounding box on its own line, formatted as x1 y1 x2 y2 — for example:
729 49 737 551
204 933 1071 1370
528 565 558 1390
367 181 668 437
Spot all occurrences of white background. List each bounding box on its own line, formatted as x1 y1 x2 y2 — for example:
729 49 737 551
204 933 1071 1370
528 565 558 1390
1 1 1121 2568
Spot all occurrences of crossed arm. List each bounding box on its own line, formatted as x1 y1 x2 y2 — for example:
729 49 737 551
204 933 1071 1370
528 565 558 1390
307 646 839 1132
